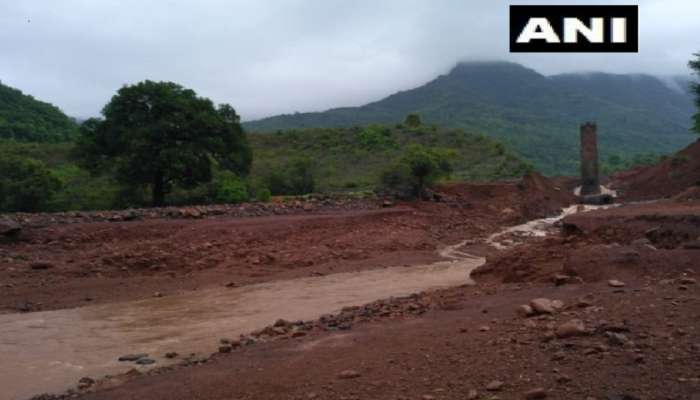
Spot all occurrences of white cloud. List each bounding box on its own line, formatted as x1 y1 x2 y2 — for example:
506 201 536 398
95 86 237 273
0 0 697 120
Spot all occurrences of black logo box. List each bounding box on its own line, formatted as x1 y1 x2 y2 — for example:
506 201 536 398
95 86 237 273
510 5 638 53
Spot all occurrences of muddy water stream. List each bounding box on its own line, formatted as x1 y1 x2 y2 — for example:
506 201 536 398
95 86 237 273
0 247 483 399
0 206 602 400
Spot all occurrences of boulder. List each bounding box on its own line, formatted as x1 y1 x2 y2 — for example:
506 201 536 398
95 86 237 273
0 217 21 236
530 298 555 314
555 319 587 338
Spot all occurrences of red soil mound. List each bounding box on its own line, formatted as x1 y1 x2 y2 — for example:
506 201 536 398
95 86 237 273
475 202 700 284
612 138 700 201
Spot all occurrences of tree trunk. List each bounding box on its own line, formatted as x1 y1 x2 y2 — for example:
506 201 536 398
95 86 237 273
152 171 165 207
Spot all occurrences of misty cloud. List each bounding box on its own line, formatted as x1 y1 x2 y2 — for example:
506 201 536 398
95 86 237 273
0 0 697 120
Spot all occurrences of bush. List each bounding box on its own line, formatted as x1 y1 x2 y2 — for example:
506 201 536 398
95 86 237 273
404 113 422 128
378 144 453 199
0 155 62 212
357 124 394 149
264 157 316 196
212 171 248 204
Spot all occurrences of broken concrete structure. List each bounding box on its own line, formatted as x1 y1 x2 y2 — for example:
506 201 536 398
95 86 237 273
580 122 600 196
579 122 614 205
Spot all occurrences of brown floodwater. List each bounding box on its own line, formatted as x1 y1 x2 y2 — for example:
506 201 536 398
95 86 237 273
0 242 483 400
1 206 597 400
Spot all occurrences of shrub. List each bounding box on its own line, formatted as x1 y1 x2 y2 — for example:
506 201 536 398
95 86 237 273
212 171 248 204
0 155 62 212
378 144 453 199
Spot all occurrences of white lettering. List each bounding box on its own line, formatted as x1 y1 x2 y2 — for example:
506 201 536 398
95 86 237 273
517 18 560 43
563 17 604 43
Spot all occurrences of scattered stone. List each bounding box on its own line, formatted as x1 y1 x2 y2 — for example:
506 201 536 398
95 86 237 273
218 345 232 353
516 304 535 317
479 325 491 332
606 394 641 400
467 389 479 399
135 358 156 365
608 280 626 288
679 277 697 285
29 261 54 270
530 298 556 314
553 274 571 286
486 380 504 391
153 292 163 298
0 217 21 236
605 332 629 346
77 377 95 390
556 319 587 338
551 300 565 310
338 370 361 379
118 353 148 362
525 388 548 399
164 352 178 359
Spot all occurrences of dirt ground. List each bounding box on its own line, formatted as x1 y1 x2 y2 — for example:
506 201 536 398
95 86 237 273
1 177 564 314
4 174 700 400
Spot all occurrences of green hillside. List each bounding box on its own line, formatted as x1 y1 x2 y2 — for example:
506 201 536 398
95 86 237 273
244 62 696 175
249 125 531 193
0 123 530 211
0 81 78 141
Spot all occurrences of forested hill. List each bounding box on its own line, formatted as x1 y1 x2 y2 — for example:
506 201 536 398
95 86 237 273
0 81 78 141
244 62 696 175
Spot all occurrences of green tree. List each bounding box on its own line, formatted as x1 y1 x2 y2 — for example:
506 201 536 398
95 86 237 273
380 144 453 198
690 52 700 134
0 155 61 212
74 81 252 206
404 113 422 128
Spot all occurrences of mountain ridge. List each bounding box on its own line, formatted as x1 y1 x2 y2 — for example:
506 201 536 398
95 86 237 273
244 61 696 174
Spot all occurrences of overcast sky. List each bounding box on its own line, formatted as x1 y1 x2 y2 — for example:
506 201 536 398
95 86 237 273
1 0 698 120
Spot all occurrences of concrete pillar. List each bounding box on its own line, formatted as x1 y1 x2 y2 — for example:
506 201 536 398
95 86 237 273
580 122 600 196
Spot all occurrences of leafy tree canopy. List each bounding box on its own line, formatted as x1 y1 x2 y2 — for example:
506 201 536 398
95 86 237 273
74 80 252 206
690 52 700 134
0 154 62 212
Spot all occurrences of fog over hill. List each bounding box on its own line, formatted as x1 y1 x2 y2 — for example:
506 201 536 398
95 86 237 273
244 62 696 175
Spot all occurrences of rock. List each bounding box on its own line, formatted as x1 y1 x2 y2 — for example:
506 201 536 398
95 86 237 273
382 200 394 208
525 388 548 399
337 370 361 379
606 394 641 400
118 353 148 362
164 352 178 359
218 345 232 353
553 274 571 286
608 280 626 288
135 358 156 365
605 332 629 346
0 217 21 236
29 261 54 270
77 377 95 390
516 304 535 317
530 298 556 314
679 277 697 285
551 300 565 310
478 325 491 332
486 380 504 391
274 319 291 327
555 319 587 338
467 389 479 399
